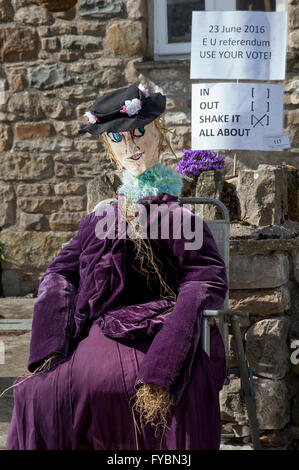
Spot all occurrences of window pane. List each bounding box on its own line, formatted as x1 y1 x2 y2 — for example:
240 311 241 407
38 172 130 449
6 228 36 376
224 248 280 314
167 0 205 43
236 0 276 11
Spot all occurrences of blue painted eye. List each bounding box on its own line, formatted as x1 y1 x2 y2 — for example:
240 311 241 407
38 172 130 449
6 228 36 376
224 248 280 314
107 132 122 143
113 132 122 142
133 127 145 137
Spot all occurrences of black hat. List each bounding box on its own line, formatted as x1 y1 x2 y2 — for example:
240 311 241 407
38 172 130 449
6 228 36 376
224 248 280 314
79 84 166 135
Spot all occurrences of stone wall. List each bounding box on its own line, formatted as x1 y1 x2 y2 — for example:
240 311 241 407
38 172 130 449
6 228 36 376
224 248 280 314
186 164 299 447
0 0 298 449
0 0 298 296
225 237 299 447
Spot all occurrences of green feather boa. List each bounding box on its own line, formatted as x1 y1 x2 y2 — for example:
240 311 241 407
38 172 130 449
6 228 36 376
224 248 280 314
116 163 183 203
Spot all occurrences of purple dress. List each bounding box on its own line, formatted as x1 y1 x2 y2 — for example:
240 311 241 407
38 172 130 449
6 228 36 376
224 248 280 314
6 193 228 450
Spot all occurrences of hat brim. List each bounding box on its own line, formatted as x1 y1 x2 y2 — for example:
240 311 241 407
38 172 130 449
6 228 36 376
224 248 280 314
79 93 166 135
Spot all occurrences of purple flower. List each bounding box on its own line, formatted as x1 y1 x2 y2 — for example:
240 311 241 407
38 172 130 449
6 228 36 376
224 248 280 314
175 149 225 180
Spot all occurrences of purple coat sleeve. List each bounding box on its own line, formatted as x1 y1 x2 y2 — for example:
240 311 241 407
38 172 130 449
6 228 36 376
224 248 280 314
135 207 228 403
28 215 86 372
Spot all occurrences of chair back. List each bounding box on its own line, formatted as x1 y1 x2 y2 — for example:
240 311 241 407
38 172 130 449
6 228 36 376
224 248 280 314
178 197 230 352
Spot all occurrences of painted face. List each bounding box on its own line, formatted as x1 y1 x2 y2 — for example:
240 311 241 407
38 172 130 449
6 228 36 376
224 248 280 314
105 120 160 177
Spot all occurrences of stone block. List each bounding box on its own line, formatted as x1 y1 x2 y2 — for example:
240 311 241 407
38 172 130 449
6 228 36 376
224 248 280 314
286 109 299 126
0 124 12 151
8 92 44 120
0 27 39 62
0 297 35 319
41 37 61 53
229 285 291 316
18 197 63 214
106 21 146 56
19 213 45 231
41 99 72 119
195 170 223 220
254 378 290 430
0 153 53 181
220 377 290 430
0 0 13 21
29 64 72 90
49 212 85 231
73 140 100 153
54 183 85 196
77 22 106 36
289 29 299 50
78 0 124 18
7 68 27 93
1 230 79 270
54 162 73 178
230 252 289 289
54 152 90 163
13 137 72 153
125 0 146 19
101 68 125 88
86 171 122 213
54 7 76 20
74 163 101 178
17 184 52 198
288 5 299 29
63 196 86 212
245 317 290 379
39 23 77 37
0 184 15 227
61 35 102 52
220 378 247 424
54 121 81 137
16 123 52 139
237 164 288 226
14 5 53 25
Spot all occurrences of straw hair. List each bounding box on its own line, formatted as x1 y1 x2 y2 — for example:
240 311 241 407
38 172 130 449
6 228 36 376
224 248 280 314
129 383 175 449
0 353 59 398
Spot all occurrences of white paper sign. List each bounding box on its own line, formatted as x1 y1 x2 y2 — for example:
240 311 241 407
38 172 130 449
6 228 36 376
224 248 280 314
191 11 288 80
192 83 284 151
263 133 291 150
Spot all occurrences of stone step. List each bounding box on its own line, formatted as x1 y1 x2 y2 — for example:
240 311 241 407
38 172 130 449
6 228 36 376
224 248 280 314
0 297 35 319
0 423 11 450
0 319 32 331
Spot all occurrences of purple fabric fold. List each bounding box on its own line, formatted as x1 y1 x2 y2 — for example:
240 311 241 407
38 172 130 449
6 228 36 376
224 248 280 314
28 215 87 372
97 297 175 340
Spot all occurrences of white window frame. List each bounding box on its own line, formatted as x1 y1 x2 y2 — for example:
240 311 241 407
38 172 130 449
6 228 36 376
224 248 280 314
154 0 287 60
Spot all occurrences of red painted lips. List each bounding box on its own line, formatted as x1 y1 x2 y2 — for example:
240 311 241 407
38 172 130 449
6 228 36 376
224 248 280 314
128 152 144 161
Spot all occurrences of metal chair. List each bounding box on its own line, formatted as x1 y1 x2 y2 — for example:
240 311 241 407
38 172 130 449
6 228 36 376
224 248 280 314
178 196 262 451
